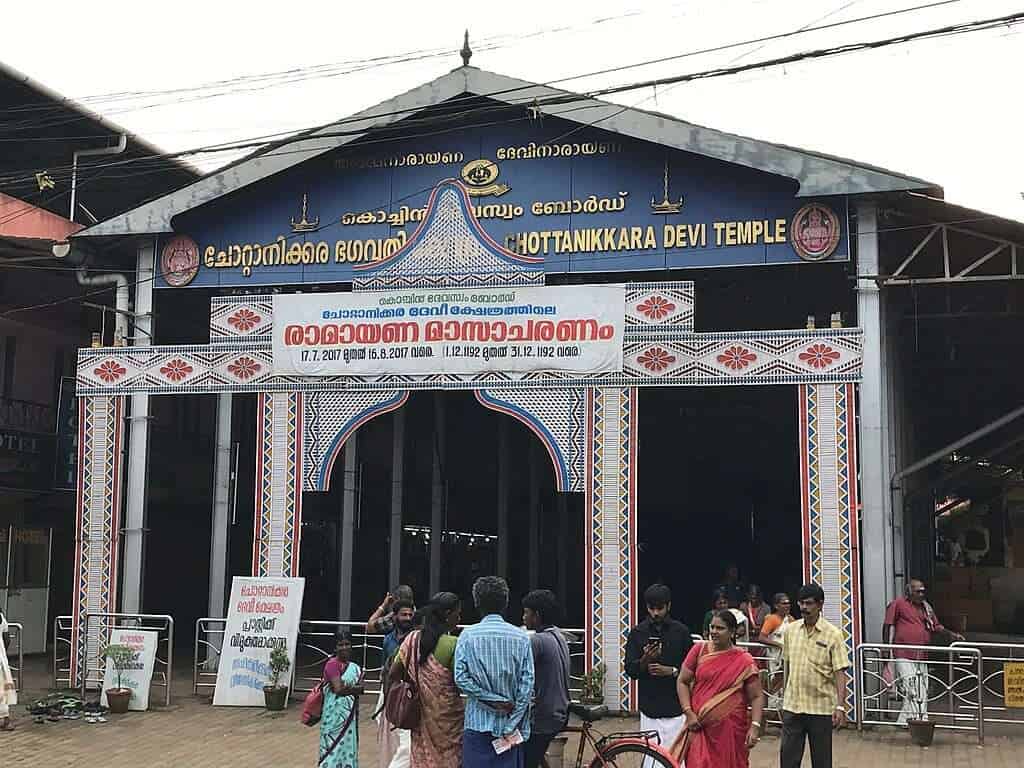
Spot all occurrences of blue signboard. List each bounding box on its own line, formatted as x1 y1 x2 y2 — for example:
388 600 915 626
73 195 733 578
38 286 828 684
161 117 848 289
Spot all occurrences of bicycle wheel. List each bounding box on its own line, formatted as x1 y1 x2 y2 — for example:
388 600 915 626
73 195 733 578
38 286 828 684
588 740 676 768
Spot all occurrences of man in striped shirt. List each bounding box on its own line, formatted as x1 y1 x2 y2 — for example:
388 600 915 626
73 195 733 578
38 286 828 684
455 576 536 767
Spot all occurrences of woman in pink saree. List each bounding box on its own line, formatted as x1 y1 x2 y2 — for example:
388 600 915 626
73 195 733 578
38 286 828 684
389 592 465 768
671 609 764 768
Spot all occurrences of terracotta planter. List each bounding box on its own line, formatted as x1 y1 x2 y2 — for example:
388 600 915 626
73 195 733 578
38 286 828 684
263 685 289 711
907 719 935 747
105 688 132 714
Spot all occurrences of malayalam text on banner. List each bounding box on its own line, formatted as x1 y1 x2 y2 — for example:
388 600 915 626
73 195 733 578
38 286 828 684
100 629 158 711
272 284 625 377
1006 662 1024 708
213 576 305 707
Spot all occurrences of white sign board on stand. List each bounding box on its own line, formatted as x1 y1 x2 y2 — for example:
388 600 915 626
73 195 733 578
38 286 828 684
213 576 305 707
100 629 158 711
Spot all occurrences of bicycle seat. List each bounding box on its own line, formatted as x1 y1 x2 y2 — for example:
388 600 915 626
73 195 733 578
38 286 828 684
569 702 607 722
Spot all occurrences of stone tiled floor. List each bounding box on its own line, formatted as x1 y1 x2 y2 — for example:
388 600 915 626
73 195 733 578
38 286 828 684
5 658 1020 767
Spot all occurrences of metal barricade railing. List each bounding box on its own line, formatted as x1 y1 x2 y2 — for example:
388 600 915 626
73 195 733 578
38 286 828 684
193 618 227 695
950 640 1024 727
80 613 175 707
6 622 23 692
194 618 587 700
53 615 74 689
855 643 984 744
738 640 784 727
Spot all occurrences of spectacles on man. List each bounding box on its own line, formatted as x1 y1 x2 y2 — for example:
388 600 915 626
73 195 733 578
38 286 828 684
910 587 926 594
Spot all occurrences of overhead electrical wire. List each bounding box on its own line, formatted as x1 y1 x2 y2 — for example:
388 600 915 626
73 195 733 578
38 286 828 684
0 3 1020 302
0 0 983 190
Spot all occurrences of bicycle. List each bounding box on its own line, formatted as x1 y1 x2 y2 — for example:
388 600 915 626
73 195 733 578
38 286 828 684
541 702 678 768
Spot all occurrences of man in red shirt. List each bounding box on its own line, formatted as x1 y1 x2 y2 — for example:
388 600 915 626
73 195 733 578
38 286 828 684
883 579 963 724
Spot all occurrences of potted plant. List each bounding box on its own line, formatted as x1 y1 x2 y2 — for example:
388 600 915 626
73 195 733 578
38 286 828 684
904 667 935 747
580 662 606 705
101 643 135 714
263 645 291 711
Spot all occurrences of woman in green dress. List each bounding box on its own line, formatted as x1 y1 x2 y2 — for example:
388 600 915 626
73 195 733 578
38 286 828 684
319 628 364 767
390 592 465 768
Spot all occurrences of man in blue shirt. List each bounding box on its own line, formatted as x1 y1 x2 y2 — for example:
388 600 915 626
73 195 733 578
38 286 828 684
455 576 535 767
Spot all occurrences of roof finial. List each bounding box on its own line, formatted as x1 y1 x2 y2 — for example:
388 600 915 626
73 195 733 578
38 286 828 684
460 29 472 67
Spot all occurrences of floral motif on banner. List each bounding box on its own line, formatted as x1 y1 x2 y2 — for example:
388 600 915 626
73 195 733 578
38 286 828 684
635 295 676 321
94 360 126 383
227 308 261 332
799 343 841 369
159 358 194 382
227 356 262 380
637 347 676 372
716 345 757 371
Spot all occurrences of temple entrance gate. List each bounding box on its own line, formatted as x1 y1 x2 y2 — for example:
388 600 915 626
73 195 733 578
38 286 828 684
72 181 862 709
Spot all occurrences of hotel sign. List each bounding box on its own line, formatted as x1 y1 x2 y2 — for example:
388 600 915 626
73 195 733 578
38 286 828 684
272 285 625 377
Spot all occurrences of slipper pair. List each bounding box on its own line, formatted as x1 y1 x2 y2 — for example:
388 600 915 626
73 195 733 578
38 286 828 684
85 716 107 724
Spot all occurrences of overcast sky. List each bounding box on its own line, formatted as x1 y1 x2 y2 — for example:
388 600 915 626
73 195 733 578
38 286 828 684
5 0 1023 221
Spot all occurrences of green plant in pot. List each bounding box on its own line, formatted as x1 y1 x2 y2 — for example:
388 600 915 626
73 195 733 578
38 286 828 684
101 643 135 714
264 645 291 711
580 661 606 705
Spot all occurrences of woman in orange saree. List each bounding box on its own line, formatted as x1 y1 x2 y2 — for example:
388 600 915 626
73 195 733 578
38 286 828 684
671 609 764 768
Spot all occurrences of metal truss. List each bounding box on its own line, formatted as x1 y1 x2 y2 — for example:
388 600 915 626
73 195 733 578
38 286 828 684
884 223 1023 285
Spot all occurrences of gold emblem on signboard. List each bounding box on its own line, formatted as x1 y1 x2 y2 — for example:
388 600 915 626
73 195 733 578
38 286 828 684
290 193 320 233
650 160 683 214
460 159 509 197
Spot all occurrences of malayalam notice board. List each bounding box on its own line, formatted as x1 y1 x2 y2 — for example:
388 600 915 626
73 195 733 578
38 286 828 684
100 628 158 711
272 284 625 377
213 576 305 707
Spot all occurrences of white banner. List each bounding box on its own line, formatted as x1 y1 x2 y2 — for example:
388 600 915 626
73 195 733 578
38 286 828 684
100 629 157 711
272 284 625 377
213 576 305 707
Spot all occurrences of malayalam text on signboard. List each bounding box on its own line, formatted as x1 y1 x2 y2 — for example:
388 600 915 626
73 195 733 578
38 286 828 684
272 284 625 377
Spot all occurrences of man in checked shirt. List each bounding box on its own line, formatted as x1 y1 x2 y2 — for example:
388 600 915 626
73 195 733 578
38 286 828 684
455 576 536 768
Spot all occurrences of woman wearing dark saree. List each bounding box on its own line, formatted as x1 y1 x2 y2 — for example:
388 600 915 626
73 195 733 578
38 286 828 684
671 610 764 768
389 592 465 768
319 629 364 767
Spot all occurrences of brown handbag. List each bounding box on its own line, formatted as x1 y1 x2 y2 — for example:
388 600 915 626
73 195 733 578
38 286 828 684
384 633 421 729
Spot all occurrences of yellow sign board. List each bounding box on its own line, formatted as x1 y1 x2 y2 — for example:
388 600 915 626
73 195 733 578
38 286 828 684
1006 662 1024 708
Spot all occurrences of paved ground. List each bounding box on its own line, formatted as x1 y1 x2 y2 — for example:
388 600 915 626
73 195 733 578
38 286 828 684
4 657 1021 767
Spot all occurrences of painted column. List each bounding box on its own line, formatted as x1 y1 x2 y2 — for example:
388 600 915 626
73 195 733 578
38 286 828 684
799 383 862 710
71 396 126 687
856 201 897 640
388 410 405 589
253 392 303 577
121 238 155 614
208 394 233 620
339 433 358 620
586 387 637 712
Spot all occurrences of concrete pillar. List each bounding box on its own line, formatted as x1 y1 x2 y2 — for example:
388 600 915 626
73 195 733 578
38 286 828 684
121 238 155 614
856 201 897 640
208 393 233 620
528 443 540 590
429 396 445 596
557 493 568 604
339 433 358 620
388 409 405 589
496 418 509 580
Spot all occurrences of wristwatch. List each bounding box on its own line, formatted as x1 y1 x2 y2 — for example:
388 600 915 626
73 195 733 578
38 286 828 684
671 666 679 677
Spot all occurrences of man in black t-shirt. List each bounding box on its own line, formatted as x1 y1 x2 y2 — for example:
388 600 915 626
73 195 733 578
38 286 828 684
624 583 693 755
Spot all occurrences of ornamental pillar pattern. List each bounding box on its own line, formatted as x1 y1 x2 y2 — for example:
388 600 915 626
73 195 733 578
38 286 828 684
585 387 638 711
70 396 126 687
253 392 304 577
799 383 861 710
